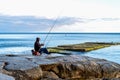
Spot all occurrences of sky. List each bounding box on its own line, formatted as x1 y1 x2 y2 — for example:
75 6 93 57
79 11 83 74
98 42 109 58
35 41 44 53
0 0 120 33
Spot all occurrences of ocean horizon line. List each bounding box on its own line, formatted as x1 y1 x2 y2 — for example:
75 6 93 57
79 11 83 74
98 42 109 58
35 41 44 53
0 32 120 34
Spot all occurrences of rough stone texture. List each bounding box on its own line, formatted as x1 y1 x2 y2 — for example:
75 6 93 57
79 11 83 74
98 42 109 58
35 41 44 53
0 73 15 80
0 55 119 80
40 55 120 79
8 66 42 80
42 71 59 79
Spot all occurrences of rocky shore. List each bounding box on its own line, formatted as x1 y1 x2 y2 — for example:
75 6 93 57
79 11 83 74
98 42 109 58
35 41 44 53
0 54 120 80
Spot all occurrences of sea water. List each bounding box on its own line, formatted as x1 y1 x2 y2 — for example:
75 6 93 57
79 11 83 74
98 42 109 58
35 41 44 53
0 33 120 64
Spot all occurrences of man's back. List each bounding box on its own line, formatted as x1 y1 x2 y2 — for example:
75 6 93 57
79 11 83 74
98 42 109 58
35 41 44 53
34 41 40 51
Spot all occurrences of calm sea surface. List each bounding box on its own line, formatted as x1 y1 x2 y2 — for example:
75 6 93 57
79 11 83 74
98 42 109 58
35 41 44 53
0 33 120 64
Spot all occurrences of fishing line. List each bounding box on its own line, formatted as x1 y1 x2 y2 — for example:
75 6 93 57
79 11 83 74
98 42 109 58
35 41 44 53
43 11 62 47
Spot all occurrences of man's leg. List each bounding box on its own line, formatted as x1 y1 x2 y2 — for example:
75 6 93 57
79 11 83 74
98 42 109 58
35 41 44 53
40 48 50 54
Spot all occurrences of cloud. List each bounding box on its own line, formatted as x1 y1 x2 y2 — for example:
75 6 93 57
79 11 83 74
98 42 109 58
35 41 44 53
101 18 120 21
0 15 80 32
52 18 120 32
0 15 120 32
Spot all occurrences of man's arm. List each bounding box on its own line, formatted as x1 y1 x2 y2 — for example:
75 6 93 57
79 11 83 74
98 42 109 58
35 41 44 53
40 43 44 46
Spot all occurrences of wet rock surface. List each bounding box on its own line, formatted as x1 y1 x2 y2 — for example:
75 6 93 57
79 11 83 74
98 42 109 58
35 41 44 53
0 54 119 80
48 42 120 52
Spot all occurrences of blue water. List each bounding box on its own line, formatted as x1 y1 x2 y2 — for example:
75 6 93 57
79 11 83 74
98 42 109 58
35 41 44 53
0 33 120 64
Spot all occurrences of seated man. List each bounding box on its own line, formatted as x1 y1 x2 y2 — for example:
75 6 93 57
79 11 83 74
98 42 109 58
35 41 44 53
32 37 50 56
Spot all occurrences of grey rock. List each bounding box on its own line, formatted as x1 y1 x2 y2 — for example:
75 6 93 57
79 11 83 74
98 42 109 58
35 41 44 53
40 55 120 79
0 62 5 71
4 56 39 70
0 73 15 80
0 55 119 80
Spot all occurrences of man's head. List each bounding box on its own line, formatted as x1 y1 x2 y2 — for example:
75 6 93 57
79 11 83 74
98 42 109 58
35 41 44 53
36 37 40 42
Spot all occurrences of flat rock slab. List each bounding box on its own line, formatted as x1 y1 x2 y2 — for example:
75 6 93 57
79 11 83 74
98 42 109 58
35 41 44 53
0 73 15 80
3 56 39 70
48 42 120 52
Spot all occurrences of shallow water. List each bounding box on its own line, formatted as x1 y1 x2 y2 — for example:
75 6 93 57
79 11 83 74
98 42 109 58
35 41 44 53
73 45 120 64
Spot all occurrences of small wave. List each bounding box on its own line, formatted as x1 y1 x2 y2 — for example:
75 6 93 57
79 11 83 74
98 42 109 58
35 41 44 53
0 47 33 55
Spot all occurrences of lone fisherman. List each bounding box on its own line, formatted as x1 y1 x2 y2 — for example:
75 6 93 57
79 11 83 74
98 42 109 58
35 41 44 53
32 37 50 55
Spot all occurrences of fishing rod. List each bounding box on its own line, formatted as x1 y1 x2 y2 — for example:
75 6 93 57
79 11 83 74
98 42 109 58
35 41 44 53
43 13 62 47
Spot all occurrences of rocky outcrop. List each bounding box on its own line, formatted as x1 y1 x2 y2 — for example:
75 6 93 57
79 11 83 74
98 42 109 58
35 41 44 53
40 55 120 80
0 55 120 80
48 42 120 52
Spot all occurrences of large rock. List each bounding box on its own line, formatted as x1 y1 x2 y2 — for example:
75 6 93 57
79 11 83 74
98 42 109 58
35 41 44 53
0 55 120 80
0 56 43 80
40 55 120 79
